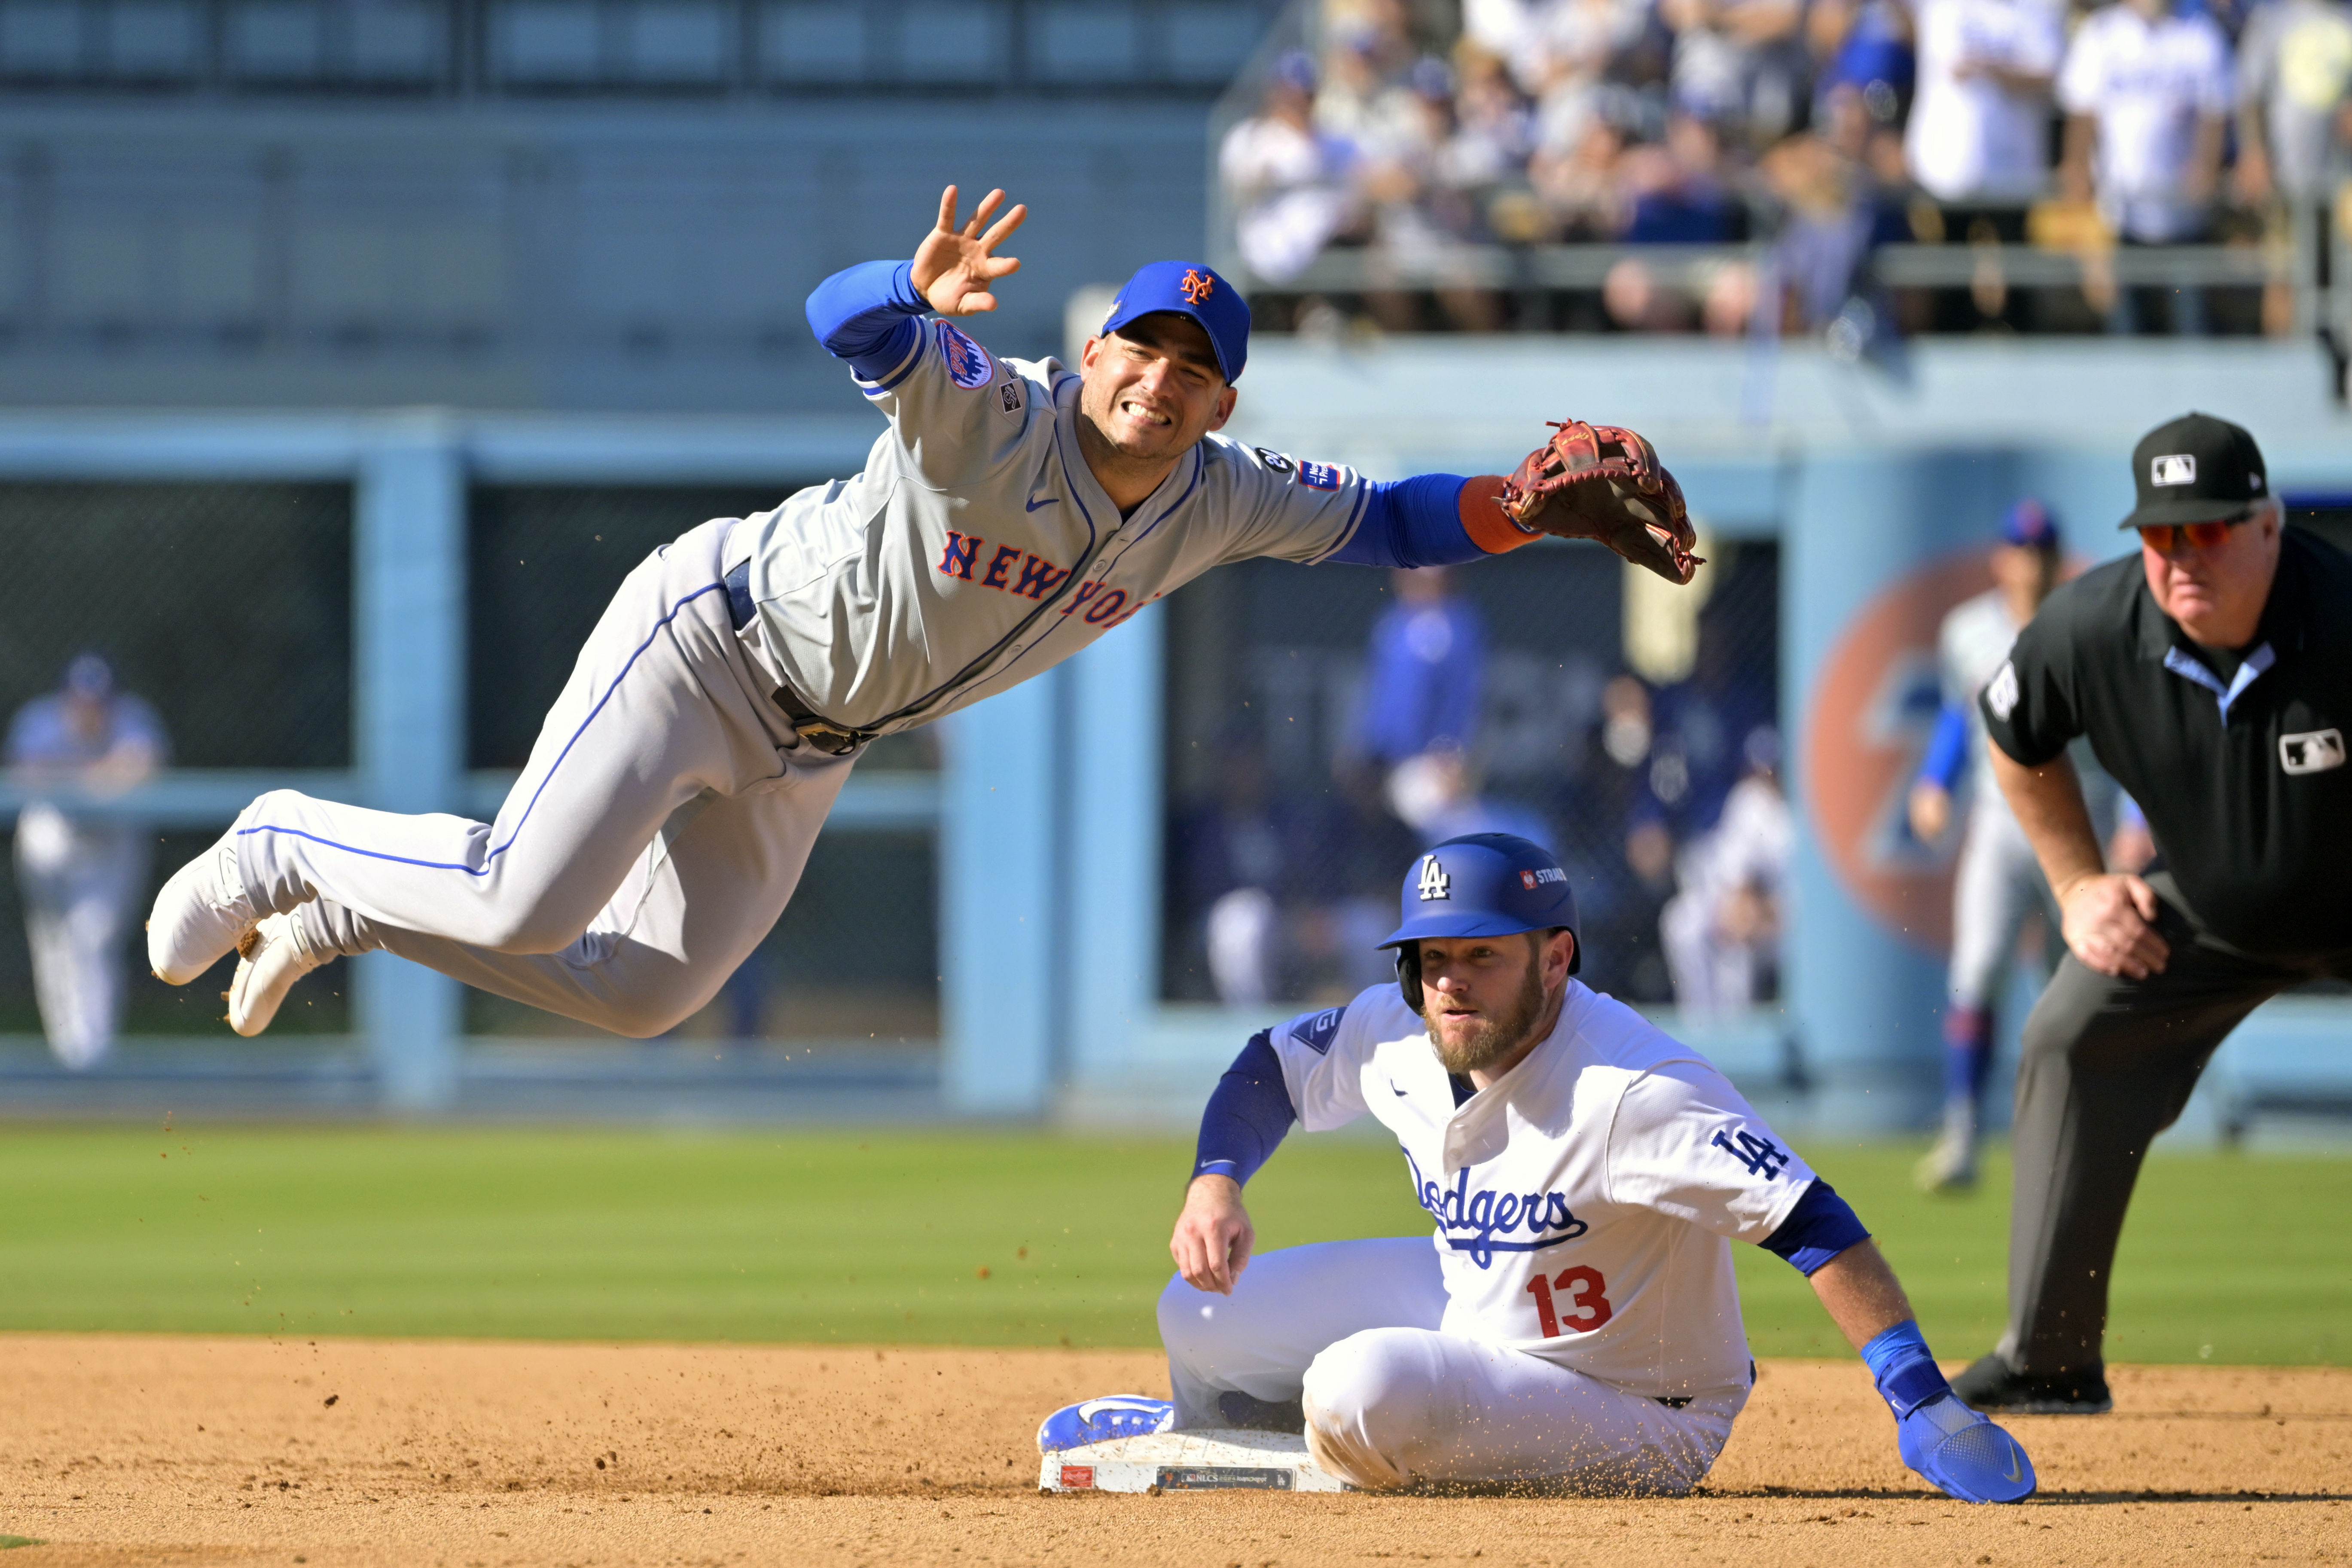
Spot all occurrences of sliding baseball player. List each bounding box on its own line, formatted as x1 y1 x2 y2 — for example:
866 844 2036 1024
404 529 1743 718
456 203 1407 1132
146 184 1697 1040
1040 833 2036 1501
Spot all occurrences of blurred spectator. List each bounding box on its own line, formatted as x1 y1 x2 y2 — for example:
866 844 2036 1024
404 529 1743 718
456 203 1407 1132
1171 733 1340 1004
2057 0 2234 330
1660 0 1813 149
2235 0 2352 207
1558 675 1681 1002
1660 726 1793 1015
1904 0 2064 206
1595 111 1747 331
1348 567 1488 766
1222 50 1362 283
1385 747 1555 845
6 654 167 1070
2234 0 2352 331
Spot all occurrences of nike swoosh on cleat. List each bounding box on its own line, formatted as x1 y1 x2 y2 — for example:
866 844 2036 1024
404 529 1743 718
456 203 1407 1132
1077 1398 1163 1423
2002 1443 2023 1485
1025 495 1058 511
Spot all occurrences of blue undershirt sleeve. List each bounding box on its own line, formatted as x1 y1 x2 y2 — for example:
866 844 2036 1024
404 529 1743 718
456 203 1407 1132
1326 474 1486 568
1915 702 1971 793
1192 1031 1299 1186
804 258 929 383
1758 1179 1870 1276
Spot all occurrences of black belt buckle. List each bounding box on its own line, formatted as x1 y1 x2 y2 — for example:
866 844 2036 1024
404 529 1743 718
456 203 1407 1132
793 717 865 756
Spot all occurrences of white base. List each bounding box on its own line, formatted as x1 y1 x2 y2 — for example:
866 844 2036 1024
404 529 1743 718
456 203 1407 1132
1039 1428 1349 1493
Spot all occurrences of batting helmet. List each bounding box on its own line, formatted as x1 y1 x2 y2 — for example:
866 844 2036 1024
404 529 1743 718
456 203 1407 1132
1378 832 1582 1009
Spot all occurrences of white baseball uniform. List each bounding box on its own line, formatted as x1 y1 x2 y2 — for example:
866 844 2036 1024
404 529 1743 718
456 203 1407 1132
233 315 1385 1035
1162 981 1818 1494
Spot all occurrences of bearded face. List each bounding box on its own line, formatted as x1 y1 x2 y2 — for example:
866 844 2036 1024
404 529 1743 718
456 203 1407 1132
1423 933 1552 1075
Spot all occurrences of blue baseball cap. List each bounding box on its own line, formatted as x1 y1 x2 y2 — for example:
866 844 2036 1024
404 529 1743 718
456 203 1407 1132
1099 260 1251 384
2001 497 2059 548
1379 832 1582 974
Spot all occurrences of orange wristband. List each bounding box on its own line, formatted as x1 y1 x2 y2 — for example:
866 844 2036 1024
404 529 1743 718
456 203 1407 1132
1458 474 1539 555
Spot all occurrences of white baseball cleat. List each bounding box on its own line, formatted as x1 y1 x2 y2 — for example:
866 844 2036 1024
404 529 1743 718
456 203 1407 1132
227 912 326 1037
147 827 262 985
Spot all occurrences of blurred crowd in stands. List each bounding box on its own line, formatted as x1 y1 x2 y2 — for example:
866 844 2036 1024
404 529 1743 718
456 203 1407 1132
1168 564 1792 1017
1220 0 2352 335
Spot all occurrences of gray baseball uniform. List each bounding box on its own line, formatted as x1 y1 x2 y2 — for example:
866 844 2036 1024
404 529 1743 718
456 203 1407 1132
231 314 1397 1036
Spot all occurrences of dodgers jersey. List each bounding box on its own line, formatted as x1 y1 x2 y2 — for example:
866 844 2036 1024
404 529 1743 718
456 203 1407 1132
1267 982 1815 1398
736 316 1370 734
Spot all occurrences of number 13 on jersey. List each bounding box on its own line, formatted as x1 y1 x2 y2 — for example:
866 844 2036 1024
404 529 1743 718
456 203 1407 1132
1525 1265 1613 1336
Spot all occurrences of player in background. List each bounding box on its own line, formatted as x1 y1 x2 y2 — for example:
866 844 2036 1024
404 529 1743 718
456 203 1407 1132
1906 502 2115 1191
7 654 168 1069
146 185 1700 1041
1039 834 2036 1501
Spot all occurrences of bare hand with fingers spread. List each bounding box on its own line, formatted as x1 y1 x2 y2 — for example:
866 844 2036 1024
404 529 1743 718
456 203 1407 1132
911 185 1026 317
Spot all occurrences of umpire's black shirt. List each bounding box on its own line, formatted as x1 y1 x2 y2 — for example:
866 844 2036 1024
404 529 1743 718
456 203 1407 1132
1981 526 2352 959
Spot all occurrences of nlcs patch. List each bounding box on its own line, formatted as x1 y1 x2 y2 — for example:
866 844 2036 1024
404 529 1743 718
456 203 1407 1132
939 320 994 390
1299 461 1340 491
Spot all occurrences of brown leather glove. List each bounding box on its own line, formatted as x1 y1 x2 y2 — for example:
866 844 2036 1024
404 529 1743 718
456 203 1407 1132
1495 421 1702 584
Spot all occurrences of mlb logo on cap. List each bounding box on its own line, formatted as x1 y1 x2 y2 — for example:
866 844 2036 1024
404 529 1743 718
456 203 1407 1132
2151 455 2196 487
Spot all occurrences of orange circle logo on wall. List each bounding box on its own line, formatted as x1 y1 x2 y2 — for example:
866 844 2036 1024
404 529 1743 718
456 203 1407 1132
1803 550 1995 955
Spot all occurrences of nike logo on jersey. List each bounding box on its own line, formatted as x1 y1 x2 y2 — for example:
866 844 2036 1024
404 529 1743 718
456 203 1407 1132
1025 495 1058 511
1390 1081 1409 1096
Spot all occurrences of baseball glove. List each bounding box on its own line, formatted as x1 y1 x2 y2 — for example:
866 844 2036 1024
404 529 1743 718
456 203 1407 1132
1496 421 1702 584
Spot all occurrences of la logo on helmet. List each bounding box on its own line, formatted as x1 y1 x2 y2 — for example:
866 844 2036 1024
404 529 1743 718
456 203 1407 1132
1181 268 1214 304
1417 856 1451 901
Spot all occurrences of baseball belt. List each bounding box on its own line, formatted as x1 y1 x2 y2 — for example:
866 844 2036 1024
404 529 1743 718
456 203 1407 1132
723 561 871 757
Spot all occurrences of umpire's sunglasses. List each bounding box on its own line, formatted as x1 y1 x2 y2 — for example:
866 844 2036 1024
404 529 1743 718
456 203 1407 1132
2137 518 2246 553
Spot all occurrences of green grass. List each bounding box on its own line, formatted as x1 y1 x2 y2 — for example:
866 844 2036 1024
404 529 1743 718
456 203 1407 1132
0 1127 2343 1363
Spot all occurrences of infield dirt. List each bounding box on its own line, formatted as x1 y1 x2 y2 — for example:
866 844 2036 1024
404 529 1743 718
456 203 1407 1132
0 1335 2343 1568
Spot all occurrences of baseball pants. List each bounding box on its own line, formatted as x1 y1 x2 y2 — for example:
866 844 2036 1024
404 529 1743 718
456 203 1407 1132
14 804 149 1069
1158 1239 1745 1494
232 517 856 1037
1947 798 2056 1012
1993 872 2352 1376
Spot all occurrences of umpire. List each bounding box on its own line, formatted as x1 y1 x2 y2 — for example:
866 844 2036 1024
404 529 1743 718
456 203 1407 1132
1952 412 2352 1415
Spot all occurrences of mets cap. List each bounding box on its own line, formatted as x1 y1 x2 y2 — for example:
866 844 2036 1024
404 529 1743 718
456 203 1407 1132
1099 260 1251 384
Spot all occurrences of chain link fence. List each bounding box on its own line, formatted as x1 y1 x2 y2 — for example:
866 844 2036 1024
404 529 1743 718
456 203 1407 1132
1161 537 1781 1011
465 484 940 1041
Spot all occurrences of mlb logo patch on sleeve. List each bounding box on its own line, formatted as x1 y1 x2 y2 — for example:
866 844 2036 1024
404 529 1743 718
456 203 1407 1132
2280 728 2346 775
1299 461 1341 491
939 321 994 389
1286 1004 1347 1056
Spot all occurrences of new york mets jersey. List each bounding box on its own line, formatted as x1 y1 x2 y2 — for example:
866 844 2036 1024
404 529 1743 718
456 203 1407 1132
1939 588 2025 812
1264 981 1815 1398
735 317 1370 734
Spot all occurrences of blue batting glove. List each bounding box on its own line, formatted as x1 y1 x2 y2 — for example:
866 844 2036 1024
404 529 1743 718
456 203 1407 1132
1863 1321 2036 1504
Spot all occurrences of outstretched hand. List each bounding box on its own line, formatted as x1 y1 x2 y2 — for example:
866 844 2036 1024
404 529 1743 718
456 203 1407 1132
911 185 1027 317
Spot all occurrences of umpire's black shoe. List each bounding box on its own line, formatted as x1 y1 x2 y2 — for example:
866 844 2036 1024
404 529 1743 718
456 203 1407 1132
1950 1355 2113 1414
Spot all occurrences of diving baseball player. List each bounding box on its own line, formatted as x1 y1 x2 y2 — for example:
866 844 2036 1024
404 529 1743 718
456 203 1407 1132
144 186 1701 1038
1039 834 2037 1500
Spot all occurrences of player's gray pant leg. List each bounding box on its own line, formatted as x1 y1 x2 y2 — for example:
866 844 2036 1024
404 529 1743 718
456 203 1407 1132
246 517 839 1036
1995 878 2338 1375
299 749 851 1036
1157 1238 1446 1428
1947 802 2050 1010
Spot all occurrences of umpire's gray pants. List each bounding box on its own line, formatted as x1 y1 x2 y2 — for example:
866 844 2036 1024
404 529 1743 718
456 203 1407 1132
231 517 856 1037
1995 872 2352 1375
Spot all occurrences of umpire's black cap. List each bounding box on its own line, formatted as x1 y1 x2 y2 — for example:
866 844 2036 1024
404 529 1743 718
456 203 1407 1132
2118 412 2270 530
